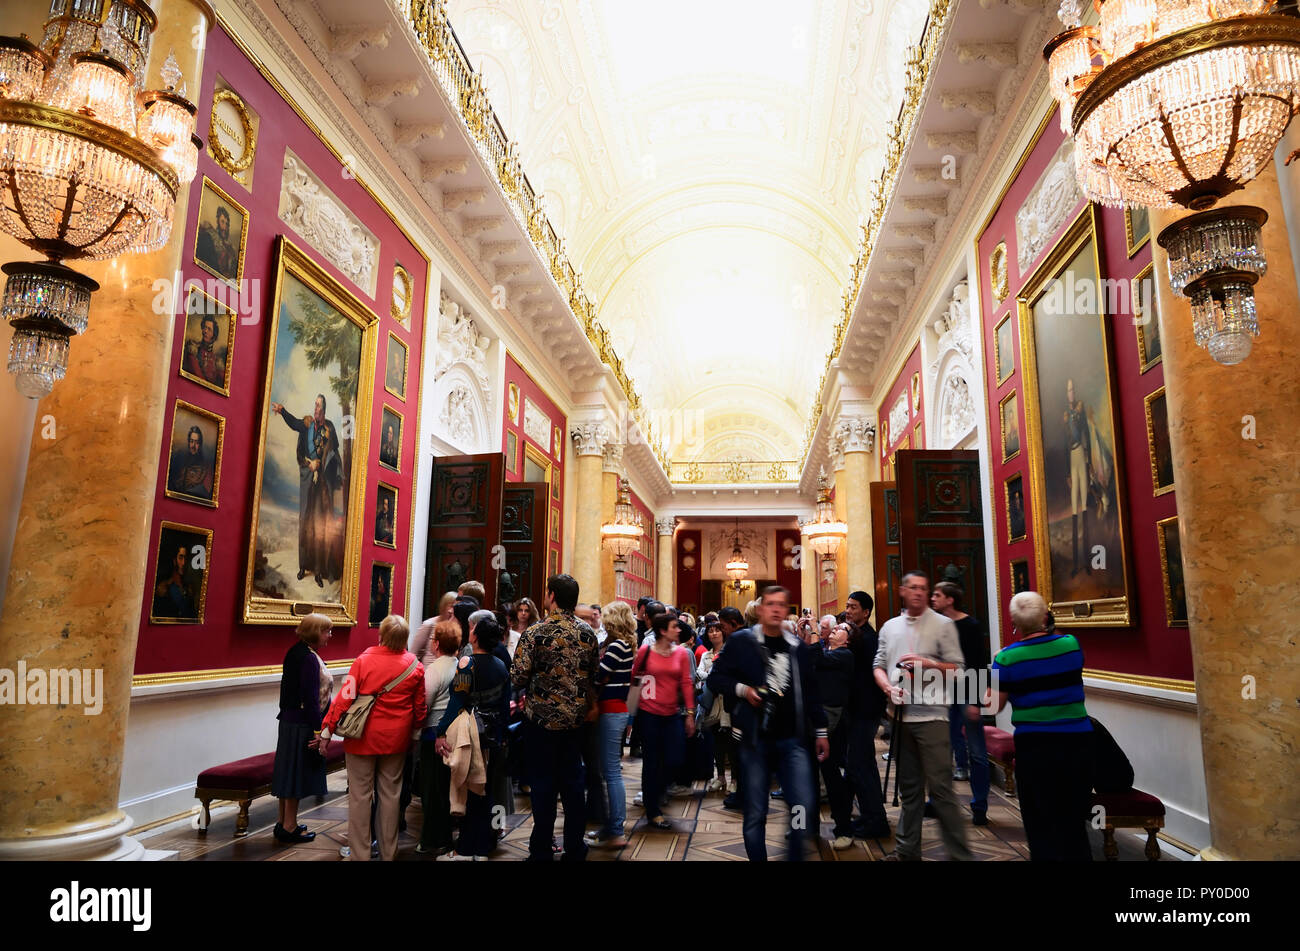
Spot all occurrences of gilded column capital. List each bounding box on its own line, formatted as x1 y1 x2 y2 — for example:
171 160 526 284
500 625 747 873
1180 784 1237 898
571 421 612 457
655 516 677 536
835 414 876 454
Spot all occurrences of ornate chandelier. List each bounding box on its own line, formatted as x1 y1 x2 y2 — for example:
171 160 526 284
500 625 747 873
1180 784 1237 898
803 467 848 558
0 0 200 398
1045 0 1300 210
601 477 644 577
725 518 749 593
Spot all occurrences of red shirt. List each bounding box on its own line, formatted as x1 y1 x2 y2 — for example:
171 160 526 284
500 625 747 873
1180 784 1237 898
632 644 694 717
323 645 426 755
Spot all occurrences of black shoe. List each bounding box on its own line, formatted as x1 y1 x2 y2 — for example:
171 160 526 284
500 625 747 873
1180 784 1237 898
316 574 324 587
852 821 891 839
722 794 741 811
924 801 938 819
972 811 989 826
274 823 316 844
297 569 306 580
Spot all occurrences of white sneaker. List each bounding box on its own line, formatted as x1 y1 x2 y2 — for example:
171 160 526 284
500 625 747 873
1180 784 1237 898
706 778 725 792
338 845 351 859
831 835 854 851
633 791 644 806
727 780 738 795
435 851 478 862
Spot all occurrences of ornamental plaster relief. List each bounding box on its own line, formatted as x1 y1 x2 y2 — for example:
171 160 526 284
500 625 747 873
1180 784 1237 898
279 150 380 297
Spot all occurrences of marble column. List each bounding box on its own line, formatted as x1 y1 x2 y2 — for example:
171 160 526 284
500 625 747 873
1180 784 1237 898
655 517 676 607
798 517 817 615
569 422 611 609
0 0 215 860
600 444 623 607
830 440 849 609
839 418 876 599
1147 168 1300 861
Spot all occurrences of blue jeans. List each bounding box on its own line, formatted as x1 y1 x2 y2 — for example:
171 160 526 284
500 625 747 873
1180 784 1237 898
599 711 629 837
638 711 684 821
948 704 989 813
737 734 815 861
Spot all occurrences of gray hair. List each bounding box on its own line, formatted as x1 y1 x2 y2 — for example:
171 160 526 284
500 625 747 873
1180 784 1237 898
1009 591 1048 635
820 614 837 629
468 608 495 633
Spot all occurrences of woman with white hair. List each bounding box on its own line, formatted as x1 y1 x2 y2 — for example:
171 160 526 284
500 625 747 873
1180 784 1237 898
991 591 1095 861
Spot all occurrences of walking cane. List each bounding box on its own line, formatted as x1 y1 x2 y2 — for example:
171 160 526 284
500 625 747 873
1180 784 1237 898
882 699 904 806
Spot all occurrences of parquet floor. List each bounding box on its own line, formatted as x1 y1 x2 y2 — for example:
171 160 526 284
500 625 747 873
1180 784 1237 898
140 734 1158 861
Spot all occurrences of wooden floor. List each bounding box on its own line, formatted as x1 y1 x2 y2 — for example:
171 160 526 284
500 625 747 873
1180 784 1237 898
141 734 1159 861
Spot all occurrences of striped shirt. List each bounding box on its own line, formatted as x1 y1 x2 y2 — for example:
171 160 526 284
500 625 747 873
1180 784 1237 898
596 637 635 712
992 633 1092 734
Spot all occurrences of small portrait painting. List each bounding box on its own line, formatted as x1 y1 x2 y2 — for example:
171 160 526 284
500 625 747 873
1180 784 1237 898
379 406 403 472
554 427 563 465
179 284 234 396
150 521 211 624
384 333 407 401
193 177 248 286
369 562 394 628
506 430 518 474
1010 559 1030 596
550 509 560 543
1125 205 1151 257
375 483 397 549
1006 473 1026 543
995 313 1015 384
1000 391 1021 463
165 400 224 507
1145 387 1175 496
1157 517 1188 627
507 382 520 425
548 548 559 577
1133 265 1163 373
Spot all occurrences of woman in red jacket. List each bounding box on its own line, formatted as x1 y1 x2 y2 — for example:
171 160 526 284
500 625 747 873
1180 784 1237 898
318 614 425 861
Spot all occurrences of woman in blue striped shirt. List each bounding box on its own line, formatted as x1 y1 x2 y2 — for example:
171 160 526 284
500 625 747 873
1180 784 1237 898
992 591 1094 861
585 600 637 848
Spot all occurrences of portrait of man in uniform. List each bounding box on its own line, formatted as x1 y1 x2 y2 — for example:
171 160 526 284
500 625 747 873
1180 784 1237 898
180 286 234 395
269 393 343 588
193 179 247 285
165 401 223 507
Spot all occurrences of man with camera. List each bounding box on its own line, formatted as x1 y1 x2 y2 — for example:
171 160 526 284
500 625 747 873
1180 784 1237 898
873 570 972 861
707 586 830 861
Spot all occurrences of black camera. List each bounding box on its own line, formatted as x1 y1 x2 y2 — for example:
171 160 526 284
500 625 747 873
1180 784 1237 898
755 685 783 734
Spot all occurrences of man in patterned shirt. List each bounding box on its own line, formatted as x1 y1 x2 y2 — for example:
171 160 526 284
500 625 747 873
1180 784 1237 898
511 573 599 861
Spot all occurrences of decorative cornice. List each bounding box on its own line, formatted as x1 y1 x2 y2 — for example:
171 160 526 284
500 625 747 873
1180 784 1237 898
571 421 612 457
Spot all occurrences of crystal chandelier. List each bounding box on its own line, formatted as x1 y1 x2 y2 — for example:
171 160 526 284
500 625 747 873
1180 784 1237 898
0 1 200 398
803 467 848 558
601 477 645 578
725 519 749 593
1044 0 1300 210
1157 205 1268 364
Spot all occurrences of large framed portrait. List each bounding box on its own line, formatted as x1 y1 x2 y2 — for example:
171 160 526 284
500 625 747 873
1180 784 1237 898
244 237 378 625
150 521 212 624
384 332 407 401
379 406 403 473
374 482 398 549
178 284 235 396
994 313 1016 385
1132 263 1162 373
1018 205 1132 626
368 561 394 628
1125 205 1151 258
1144 386 1175 496
165 399 224 507
999 390 1021 463
1156 516 1188 627
193 176 248 286
1005 473 1027 543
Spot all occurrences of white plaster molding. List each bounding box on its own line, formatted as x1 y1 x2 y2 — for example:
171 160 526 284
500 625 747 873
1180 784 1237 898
834 414 875 454
655 516 677 536
278 149 380 296
436 293 491 400
602 442 624 474
570 421 612 457
1016 136 1083 274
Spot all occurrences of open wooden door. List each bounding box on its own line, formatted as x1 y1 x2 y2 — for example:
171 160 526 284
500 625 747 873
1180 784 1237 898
500 482 548 606
894 449 989 658
870 480 902 626
424 452 505 614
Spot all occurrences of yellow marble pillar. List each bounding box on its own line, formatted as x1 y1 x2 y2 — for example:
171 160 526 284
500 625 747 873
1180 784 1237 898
599 448 620 607
843 450 873 596
569 423 609 609
1149 167 1300 861
0 0 215 860
798 519 816 614
655 517 675 606
832 457 849 610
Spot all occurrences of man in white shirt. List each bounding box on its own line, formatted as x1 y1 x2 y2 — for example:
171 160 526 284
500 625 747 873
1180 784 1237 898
575 603 606 645
873 570 972 861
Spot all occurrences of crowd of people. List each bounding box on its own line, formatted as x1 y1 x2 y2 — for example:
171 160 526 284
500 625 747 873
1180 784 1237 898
270 568 1108 862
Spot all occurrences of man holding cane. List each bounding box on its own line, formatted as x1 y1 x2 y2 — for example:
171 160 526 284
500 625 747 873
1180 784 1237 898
873 570 972 861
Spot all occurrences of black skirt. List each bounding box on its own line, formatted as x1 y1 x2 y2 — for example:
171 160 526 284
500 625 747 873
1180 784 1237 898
271 720 328 799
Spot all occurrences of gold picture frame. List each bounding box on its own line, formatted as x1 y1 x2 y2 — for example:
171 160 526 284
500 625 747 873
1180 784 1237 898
507 382 520 424
149 520 213 625
208 86 257 177
994 312 1015 385
178 283 236 397
379 405 404 474
506 430 519 475
1125 205 1151 258
374 481 398 550
990 240 1010 304
368 561 395 628
1144 386 1175 497
913 421 923 449
1018 204 1133 627
1155 516 1188 628
384 331 408 401
243 236 378 626
1005 472 1027 544
164 398 225 508
391 264 413 326
1132 263 1163 373
1009 558 1031 597
193 176 249 287
999 390 1021 464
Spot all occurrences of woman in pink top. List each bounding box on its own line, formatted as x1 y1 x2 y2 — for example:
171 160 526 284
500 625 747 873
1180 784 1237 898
630 612 695 830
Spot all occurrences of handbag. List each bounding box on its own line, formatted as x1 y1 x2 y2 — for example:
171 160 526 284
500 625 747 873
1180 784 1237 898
627 645 647 717
333 658 418 739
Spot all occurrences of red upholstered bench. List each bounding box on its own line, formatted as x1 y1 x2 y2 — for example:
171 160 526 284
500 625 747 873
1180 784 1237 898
1092 788 1166 861
194 740 346 837
984 726 1016 796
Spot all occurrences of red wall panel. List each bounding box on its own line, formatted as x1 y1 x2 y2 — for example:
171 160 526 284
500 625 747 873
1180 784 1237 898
501 352 566 576
878 344 925 478
675 529 702 613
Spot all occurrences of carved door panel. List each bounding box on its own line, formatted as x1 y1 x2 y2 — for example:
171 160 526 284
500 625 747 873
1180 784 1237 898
501 482 547 605
895 449 990 660
424 453 505 615
871 481 901 626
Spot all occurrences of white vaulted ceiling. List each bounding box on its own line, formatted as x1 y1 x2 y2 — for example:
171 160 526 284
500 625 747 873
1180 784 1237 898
445 0 931 461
